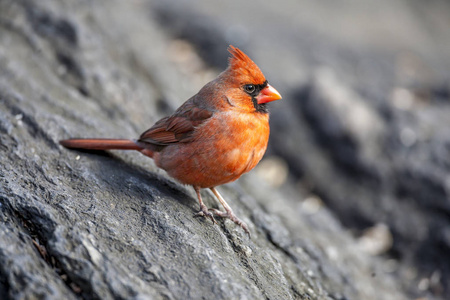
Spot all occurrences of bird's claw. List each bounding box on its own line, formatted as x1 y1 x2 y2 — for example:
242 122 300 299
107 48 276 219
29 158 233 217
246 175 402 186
194 205 217 224
209 208 251 238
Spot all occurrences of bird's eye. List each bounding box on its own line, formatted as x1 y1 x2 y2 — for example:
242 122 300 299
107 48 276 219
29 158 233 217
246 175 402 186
244 84 256 94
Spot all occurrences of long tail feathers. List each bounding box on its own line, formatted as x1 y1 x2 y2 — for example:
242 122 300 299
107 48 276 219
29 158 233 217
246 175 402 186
60 139 142 151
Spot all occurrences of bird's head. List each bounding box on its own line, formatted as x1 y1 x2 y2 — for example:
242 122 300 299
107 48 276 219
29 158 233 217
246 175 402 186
220 45 282 113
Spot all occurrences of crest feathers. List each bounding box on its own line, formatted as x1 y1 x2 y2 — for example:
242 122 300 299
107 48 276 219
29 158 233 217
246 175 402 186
227 45 266 85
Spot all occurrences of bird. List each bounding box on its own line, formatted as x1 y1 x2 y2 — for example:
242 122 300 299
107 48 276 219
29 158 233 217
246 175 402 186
60 45 281 236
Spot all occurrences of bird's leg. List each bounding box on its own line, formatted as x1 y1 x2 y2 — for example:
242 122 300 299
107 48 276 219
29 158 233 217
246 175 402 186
209 187 250 237
193 186 217 224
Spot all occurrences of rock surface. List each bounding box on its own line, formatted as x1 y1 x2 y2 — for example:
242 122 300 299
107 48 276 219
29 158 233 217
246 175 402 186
0 0 449 299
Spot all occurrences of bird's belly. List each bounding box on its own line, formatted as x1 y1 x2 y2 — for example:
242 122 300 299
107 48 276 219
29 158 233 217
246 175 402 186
156 133 268 188
154 112 270 188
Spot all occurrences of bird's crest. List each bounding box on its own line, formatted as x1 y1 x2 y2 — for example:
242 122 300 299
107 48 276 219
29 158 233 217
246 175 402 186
227 45 266 85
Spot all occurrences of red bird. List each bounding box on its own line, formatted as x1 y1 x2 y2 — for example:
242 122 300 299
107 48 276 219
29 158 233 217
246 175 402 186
60 45 281 236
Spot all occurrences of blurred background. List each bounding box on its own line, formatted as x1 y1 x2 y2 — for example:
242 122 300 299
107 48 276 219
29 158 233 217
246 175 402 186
150 0 450 298
1 0 449 299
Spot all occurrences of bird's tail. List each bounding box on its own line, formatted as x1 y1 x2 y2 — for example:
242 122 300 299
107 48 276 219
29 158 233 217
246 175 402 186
60 139 142 151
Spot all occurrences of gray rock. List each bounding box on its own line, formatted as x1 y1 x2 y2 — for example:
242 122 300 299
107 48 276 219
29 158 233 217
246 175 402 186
1 0 448 299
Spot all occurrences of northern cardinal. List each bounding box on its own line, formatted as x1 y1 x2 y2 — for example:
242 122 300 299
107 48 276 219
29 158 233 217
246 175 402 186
60 45 281 236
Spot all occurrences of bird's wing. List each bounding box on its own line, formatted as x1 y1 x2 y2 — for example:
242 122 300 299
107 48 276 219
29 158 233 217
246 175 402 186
138 97 214 146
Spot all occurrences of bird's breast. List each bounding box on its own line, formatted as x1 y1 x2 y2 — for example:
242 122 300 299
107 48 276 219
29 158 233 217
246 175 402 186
200 111 270 184
156 111 270 188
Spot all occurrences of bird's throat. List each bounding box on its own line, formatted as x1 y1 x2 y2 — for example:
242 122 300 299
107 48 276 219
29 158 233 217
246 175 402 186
252 99 268 113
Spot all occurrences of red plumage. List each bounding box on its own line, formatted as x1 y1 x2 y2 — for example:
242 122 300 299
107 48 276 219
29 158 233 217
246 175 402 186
60 45 282 236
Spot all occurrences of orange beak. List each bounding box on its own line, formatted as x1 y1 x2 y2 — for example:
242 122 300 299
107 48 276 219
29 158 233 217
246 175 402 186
256 84 282 104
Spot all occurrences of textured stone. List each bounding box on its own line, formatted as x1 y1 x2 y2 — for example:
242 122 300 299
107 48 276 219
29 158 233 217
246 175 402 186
1 0 449 299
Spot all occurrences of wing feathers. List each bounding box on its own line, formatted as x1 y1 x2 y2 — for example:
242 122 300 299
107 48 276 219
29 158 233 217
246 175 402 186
139 98 213 146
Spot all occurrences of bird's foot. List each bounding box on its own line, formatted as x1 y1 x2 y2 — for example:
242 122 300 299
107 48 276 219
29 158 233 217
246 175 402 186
209 208 250 238
194 204 217 224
